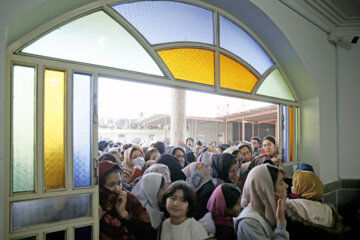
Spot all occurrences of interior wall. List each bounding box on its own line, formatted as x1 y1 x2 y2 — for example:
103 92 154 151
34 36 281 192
338 43 360 179
247 0 338 184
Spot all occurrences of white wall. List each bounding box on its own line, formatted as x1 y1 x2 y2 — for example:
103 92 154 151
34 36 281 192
338 43 360 179
249 0 338 184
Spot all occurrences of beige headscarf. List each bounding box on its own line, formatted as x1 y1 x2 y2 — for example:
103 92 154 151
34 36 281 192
122 145 143 182
241 164 277 228
292 170 323 201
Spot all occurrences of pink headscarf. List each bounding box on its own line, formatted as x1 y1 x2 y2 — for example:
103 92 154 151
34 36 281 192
206 184 234 227
241 164 277 228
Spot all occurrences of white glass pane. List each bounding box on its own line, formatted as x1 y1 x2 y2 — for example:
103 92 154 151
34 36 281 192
22 11 163 76
12 194 91 230
12 65 35 192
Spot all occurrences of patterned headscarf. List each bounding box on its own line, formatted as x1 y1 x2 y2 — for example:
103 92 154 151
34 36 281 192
182 162 213 192
292 170 323 201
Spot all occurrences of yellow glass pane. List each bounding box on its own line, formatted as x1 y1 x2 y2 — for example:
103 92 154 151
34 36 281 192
44 69 66 190
220 54 258 93
158 48 214 85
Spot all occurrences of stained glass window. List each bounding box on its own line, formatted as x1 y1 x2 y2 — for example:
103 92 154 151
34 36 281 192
12 65 35 193
283 105 296 162
256 69 296 101
220 16 274 75
21 11 163 76
73 73 92 187
113 1 214 45
75 226 92 240
44 69 65 190
158 48 215 85
12 194 91 230
220 54 258 92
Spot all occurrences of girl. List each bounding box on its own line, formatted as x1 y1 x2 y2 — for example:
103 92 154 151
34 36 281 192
235 164 289 239
159 181 208 240
205 183 242 240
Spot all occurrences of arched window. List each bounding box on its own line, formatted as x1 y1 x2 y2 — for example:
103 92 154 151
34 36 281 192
6 1 299 239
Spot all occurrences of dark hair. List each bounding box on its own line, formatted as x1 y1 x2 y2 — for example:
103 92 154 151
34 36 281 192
185 151 196 163
99 153 118 163
221 183 241 209
218 144 230 152
186 137 194 144
151 141 166 154
123 143 133 151
145 149 159 161
162 180 196 218
156 154 186 182
102 167 123 185
266 164 280 190
251 137 261 144
262 136 276 146
196 141 202 146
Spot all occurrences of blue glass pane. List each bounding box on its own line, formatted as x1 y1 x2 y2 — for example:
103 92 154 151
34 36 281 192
283 105 288 162
113 1 214 45
220 16 274 75
12 194 91 230
75 226 92 240
73 73 91 187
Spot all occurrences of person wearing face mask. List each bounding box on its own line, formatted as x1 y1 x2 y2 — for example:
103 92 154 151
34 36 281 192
99 161 154 240
122 145 145 184
235 164 289 240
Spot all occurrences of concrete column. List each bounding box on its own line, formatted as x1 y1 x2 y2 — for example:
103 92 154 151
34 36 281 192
170 88 186 146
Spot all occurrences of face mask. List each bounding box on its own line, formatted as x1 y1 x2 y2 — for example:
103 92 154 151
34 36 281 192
132 157 145 169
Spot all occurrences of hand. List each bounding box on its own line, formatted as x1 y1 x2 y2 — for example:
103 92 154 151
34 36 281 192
275 195 286 224
271 156 280 166
133 165 142 171
98 205 105 219
115 191 129 218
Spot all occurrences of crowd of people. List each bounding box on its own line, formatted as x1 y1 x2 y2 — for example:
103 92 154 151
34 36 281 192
97 136 351 240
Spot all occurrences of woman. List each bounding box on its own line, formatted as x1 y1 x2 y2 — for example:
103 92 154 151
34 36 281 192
156 154 186 182
285 170 350 240
145 148 160 162
205 184 242 240
131 173 167 239
182 162 215 220
99 160 153 240
122 145 144 183
249 136 280 169
235 164 289 239
166 146 186 167
211 153 239 186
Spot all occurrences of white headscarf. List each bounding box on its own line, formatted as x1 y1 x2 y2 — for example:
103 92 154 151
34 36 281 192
131 172 164 229
241 164 277 228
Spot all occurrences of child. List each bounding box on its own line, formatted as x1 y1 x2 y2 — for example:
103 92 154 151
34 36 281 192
159 181 208 240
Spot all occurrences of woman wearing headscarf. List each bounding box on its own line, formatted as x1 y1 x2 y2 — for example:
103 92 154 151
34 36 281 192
156 154 186 182
211 153 239 187
122 145 144 184
234 164 289 239
182 162 215 220
196 146 219 165
203 184 242 240
166 146 187 168
249 135 280 169
285 170 350 240
131 173 167 239
99 161 153 240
